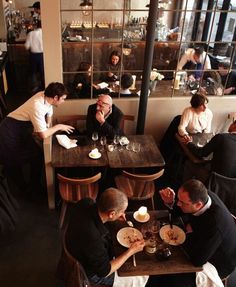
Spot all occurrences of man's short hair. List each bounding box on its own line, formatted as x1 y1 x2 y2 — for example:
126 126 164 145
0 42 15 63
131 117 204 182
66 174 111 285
181 179 208 204
194 45 204 56
121 73 133 90
218 59 231 69
97 188 128 213
44 82 68 98
190 93 208 108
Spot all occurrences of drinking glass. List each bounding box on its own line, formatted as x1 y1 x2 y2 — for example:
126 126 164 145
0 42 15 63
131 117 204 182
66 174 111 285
132 142 141 153
92 132 98 147
113 135 120 150
100 136 107 151
119 136 127 151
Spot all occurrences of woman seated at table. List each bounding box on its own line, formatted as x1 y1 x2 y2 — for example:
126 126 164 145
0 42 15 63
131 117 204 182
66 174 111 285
110 73 138 97
73 62 109 98
104 50 123 82
178 93 213 141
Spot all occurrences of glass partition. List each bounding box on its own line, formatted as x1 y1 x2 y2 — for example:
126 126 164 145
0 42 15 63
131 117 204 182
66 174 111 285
61 0 236 99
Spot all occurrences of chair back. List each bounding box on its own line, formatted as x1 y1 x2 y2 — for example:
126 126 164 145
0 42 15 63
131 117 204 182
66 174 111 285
208 172 236 216
55 115 87 134
120 115 135 133
56 227 91 287
57 173 101 203
116 169 164 201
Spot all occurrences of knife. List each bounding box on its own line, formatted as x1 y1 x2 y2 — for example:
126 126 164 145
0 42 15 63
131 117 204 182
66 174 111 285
169 212 173 229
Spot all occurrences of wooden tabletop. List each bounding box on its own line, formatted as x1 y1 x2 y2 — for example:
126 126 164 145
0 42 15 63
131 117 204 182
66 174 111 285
107 135 165 168
111 211 202 276
175 133 213 164
52 134 165 169
51 136 108 167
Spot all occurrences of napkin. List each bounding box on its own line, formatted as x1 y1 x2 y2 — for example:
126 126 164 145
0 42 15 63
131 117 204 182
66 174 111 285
97 82 109 89
196 262 224 287
56 135 77 149
113 271 149 287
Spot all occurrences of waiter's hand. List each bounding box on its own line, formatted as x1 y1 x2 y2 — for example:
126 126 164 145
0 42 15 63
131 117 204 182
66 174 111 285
180 134 192 144
58 124 74 134
96 110 105 125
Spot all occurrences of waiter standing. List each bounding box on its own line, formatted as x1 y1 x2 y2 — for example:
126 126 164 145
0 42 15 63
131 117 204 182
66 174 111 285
0 82 74 196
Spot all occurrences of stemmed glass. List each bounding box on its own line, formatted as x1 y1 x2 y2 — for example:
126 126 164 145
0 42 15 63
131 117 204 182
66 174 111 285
100 136 107 151
119 136 127 151
92 132 98 148
113 135 120 150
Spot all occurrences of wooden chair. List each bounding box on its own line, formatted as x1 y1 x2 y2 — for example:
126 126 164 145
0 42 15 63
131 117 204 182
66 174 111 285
57 172 101 228
115 169 164 210
120 115 135 131
55 115 87 134
56 227 108 287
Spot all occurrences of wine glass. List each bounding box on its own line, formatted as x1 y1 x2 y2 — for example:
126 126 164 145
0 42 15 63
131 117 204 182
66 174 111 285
113 135 120 150
100 136 107 151
92 132 98 148
119 136 127 151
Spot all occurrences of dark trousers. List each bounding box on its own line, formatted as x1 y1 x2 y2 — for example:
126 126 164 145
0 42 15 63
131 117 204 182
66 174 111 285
29 52 45 90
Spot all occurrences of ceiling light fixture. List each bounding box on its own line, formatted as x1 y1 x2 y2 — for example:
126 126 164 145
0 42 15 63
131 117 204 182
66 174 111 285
80 0 92 16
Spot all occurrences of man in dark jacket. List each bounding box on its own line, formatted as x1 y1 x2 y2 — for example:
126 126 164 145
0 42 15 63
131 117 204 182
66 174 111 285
146 179 236 287
86 94 123 139
65 188 145 286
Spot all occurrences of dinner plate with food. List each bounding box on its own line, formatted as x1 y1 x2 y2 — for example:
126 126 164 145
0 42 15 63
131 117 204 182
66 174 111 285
117 227 143 248
159 224 186 246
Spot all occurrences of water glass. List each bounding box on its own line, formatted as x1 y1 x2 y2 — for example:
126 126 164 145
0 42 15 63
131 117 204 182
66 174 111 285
113 135 120 150
119 136 127 151
100 136 107 151
132 142 141 153
92 132 98 147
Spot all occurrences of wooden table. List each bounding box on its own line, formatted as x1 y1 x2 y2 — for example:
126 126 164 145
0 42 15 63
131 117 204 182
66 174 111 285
111 210 202 276
44 134 165 209
107 135 165 168
51 136 108 167
176 133 213 164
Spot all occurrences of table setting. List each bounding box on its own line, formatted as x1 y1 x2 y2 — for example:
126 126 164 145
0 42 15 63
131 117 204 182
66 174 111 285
108 207 203 277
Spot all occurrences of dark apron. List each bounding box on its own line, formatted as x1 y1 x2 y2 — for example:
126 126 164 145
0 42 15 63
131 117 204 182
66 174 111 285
0 117 42 166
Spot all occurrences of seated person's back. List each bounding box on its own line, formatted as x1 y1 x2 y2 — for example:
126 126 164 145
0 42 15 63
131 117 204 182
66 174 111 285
73 62 109 98
110 73 138 97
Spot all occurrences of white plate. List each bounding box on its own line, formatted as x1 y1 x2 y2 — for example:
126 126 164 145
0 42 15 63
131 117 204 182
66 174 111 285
88 152 101 159
133 211 150 223
159 224 186 246
117 227 143 248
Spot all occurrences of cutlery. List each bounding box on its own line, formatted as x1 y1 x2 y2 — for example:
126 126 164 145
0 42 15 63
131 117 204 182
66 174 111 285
133 254 136 267
169 212 173 229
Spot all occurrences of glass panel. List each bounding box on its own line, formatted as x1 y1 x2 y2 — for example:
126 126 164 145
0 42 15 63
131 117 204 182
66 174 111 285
61 0 236 98
92 11 123 41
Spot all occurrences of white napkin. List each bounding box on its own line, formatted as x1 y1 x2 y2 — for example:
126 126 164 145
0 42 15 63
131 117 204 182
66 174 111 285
56 135 77 149
196 262 224 287
113 271 149 287
97 82 109 89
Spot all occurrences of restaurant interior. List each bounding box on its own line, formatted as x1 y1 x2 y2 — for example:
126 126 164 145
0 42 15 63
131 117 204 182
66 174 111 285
0 0 236 286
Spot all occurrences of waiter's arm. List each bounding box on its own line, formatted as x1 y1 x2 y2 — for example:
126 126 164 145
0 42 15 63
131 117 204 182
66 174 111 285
37 124 74 139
